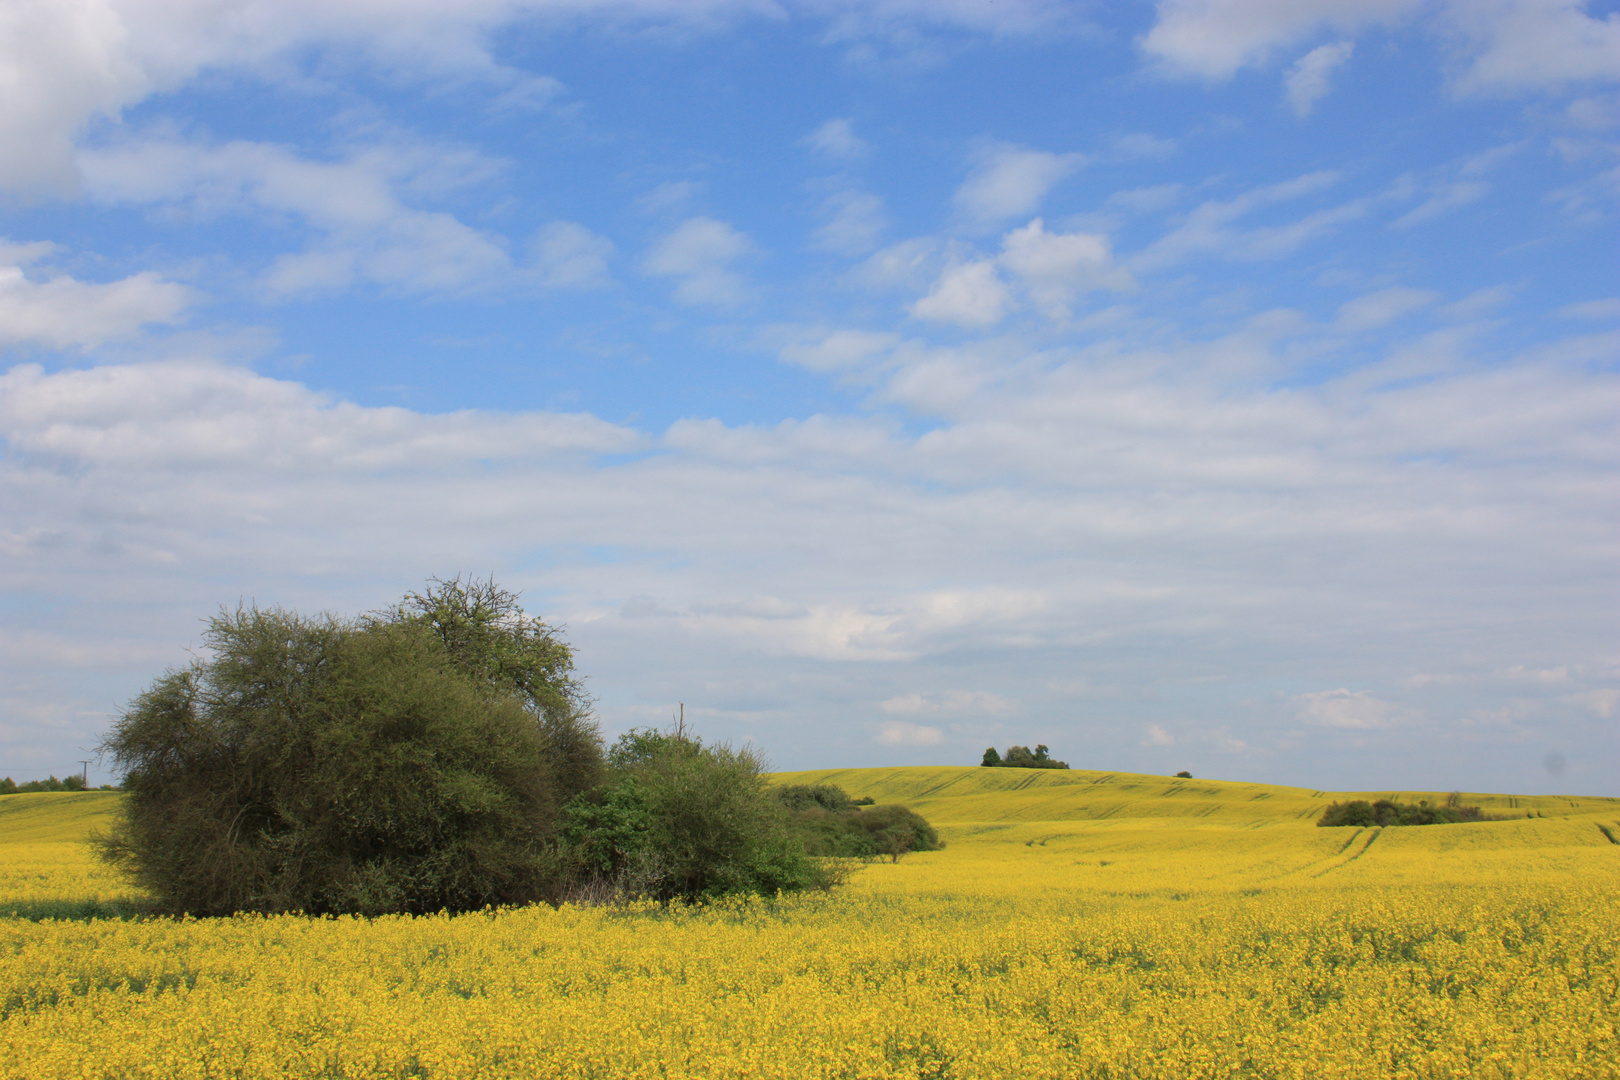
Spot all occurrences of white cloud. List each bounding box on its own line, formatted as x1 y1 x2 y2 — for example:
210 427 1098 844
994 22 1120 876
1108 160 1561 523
812 189 888 256
3 321 1617 782
1285 41 1354 117
909 259 1010 327
1295 689 1403 729
778 328 901 372
1563 688 1619 718
0 0 1081 198
875 720 945 746
1438 285 1515 321
531 221 615 289
1559 297 1620 319
953 145 1085 229
1391 180 1490 228
849 237 942 292
1142 0 1417 80
1143 0 1620 98
999 218 1134 318
0 261 193 349
1108 133 1179 161
805 117 867 159
1445 0 1620 95
881 689 1011 716
1134 171 1367 270
642 217 754 306
0 359 639 470
1335 287 1438 331
1143 724 1175 747
79 138 513 297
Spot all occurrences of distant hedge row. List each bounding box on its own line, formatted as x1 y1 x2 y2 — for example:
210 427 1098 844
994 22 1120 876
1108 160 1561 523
775 784 942 862
981 745 1068 769
1317 797 1490 827
0 776 115 795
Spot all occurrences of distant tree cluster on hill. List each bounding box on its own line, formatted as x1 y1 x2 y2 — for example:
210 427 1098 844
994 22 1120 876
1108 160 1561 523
981 745 1068 769
95 577 840 916
775 784 942 862
1317 794 1491 827
0 776 114 794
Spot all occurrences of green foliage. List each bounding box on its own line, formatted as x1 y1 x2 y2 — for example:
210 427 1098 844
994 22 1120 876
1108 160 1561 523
383 576 601 799
0 775 98 794
778 783 944 863
1175 771 1193 779
560 727 830 903
1317 798 1490 827
776 783 854 813
95 587 600 917
982 744 1069 769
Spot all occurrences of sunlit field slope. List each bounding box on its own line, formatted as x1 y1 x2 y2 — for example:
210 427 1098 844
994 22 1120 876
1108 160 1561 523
3 774 1618 1079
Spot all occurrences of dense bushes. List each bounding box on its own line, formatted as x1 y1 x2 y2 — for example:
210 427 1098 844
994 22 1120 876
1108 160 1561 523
560 728 830 902
981 744 1068 769
96 592 595 917
0 775 113 794
777 784 943 862
1317 796 1490 827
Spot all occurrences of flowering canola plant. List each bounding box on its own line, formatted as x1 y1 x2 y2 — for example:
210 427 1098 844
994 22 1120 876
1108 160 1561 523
2 771 1618 1080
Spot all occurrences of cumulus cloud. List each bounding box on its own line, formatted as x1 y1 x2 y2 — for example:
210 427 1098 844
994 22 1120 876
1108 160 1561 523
0 360 639 470
953 145 1085 229
875 720 945 746
778 328 901 373
1142 0 1416 80
531 221 615 289
812 189 888 256
1295 689 1403 730
79 138 513 297
642 217 754 306
1285 41 1354 117
3 317 1617 780
881 689 1011 716
0 0 1082 198
1144 724 1175 747
0 259 193 349
1446 0 1620 95
805 117 868 159
909 259 1010 327
999 218 1134 318
1143 0 1620 97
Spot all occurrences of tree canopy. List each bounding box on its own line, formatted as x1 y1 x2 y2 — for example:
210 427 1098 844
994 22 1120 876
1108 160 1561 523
96 579 603 916
980 744 1069 769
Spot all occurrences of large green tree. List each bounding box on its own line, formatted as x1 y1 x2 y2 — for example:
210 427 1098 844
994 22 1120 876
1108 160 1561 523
97 579 601 916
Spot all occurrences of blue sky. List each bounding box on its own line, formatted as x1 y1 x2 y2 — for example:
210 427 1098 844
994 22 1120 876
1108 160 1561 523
2 0 1617 794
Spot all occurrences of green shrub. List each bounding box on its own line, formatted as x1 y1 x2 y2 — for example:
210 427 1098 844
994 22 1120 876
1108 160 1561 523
779 784 944 862
560 728 830 903
1316 798 1490 827
776 783 854 813
95 581 600 917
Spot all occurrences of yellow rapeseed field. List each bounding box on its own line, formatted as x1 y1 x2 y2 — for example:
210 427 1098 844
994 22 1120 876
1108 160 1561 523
3 769 1618 1079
